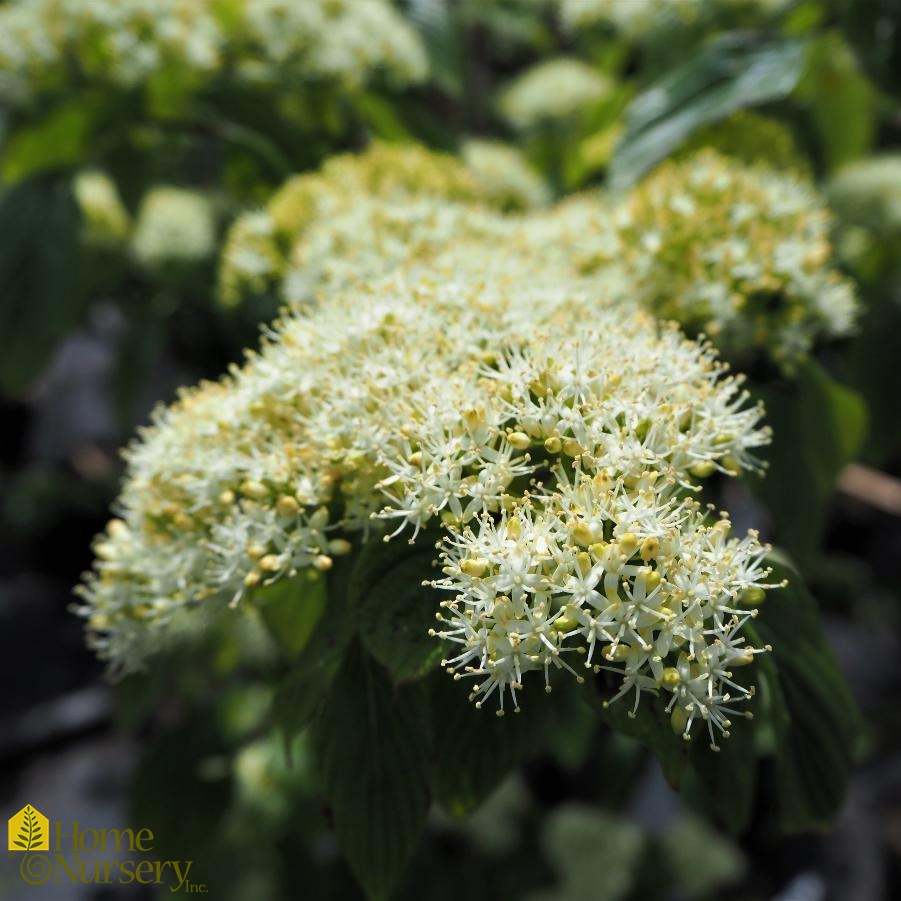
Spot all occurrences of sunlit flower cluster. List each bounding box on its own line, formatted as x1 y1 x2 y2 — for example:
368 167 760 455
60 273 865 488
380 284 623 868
218 143 518 308
558 0 791 38
617 150 857 370
221 145 857 373
461 140 551 211
499 57 612 129
73 170 132 247
131 186 217 270
0 0 426 107
80 161 776 744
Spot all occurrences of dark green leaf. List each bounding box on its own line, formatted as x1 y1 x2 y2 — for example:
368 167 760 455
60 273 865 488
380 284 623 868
595 680 690 788
796 32 877 173
272 555 357 741
753 555 863 830
751 361 867 571
1 95 105 183
681 677 758 833
0 175 85 395
14 840 25 849
609 33 806 190
429 670 554 816
130 716 232 864
311 644 431 901
349 532 445 682
256 572 327 658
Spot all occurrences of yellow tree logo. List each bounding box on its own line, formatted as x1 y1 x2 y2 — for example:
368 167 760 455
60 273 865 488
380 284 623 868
8 806 48 851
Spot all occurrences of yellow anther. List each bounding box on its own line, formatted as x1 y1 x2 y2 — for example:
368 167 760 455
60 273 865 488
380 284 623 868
507 431 531 450
240 479 268 500
107 519 129 539
260 554 282 573
661 667 681 688
276 495 300 517
218 489 236 506
313 554 333 572
544 436 562 454
689 461 716 479
407 451 423 467
572 521 594 547
562 437 582 457
460 558 489 578
576 551 592 576
639 537 660 561
247 542 266 560
243 570 261 589
617 533 638 556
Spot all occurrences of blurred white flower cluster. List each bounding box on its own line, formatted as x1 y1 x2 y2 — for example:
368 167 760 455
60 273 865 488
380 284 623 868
223 145 857 372
559 0 792 39
617 150 858 370
78 142 791 747
131 186 217 271
499 57 613 129
0 0 426 106
218 142 545 308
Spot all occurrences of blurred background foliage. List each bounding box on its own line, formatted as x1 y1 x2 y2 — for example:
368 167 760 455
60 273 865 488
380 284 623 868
2 1 901 900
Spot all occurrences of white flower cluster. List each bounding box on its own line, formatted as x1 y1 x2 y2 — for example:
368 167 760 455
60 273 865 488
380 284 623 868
617 150 858 370
499 57 613 130
131 186 217 270
73 170 131 247
0 0 426 107
558 0 791 39
218 143 537 308
222 145 856 372
80 140 779 746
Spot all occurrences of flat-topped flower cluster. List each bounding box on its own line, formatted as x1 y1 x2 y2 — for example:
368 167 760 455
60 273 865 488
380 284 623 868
0 0 426 106
222 145 857 372
78 141 795 746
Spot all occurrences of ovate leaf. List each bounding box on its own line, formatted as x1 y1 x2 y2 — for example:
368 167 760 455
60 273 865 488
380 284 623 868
429 671 553 816
751 360 867 571
753 554 863 830
311 644 431 901
609 33 805 190
350 532 445 682
256 572 327 658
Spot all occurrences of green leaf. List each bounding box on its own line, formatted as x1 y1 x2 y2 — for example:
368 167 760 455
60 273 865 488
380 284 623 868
0 175 85 395
256 572 327 658
796 32 877 173
14 840 25 849
609 33 806 190
311 643 431 901
1 95 107 184
349 532 445 682
595 681 690 788
429 671 553 816
753 555 863 830
681 677 758 833
751 360 867 571
130 716 233 864
271 555 357 741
